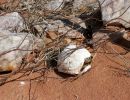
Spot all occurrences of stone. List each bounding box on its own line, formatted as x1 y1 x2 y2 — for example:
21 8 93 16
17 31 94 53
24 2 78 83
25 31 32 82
44 0 64 11
46 20 64 32
72 0 98 15
0 12 25 32
99 0 130 28
57 44 92 75
0 30 43 71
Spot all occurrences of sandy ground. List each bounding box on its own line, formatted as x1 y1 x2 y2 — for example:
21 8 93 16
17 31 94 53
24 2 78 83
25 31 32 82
0 0 130 99
0 41 130 100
